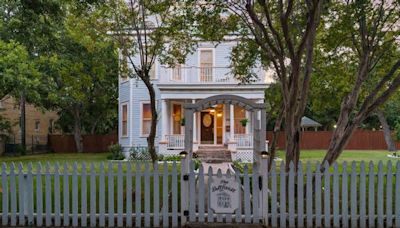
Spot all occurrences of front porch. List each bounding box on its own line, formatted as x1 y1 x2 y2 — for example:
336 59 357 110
158 98 267 162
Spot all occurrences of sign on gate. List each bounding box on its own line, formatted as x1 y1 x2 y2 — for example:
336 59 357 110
209 175 240 214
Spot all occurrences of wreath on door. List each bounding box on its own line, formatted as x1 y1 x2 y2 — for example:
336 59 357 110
202 114 212 127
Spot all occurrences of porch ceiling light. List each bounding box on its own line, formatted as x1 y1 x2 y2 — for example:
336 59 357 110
209 109 215 113
260 151 269 159
179 151 188 158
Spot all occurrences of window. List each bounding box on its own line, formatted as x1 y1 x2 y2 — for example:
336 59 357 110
34 120 40 132
121 104 128 137
142 103 151 136
172 104 182 134
148 61 156 80
49 119 55 134
171 64 182 81
200 50 213 82
234 106 246 134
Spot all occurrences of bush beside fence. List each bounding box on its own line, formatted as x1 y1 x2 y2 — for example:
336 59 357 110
1 160 400 227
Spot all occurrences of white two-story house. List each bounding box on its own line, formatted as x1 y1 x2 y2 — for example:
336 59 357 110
118 41 272 162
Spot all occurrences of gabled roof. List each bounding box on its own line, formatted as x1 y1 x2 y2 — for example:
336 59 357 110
301 116 322 127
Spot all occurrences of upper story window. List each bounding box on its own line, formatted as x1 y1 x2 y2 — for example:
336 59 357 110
141 102 151 136
171 64 182 81
200 50 213 82
148 61 156 80
121 103 128 137
49 119 55 134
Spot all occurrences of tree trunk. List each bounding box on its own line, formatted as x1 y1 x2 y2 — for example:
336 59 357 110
284 110 301 171
73 109 83 153
143 77 158 163
268 107 283 169
376 110 397 152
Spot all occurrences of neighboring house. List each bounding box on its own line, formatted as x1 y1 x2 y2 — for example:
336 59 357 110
0 96 58 150
119 42 272 161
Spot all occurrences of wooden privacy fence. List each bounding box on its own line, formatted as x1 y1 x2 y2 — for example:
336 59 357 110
48 134 117 153
1 160 400 227
267 130 400 150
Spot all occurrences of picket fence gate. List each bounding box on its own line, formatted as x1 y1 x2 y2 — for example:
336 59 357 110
1 160 400 227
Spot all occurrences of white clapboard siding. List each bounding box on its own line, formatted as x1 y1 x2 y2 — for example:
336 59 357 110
1 161 400 228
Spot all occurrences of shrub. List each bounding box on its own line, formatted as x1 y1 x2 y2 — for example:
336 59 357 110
106 144 125 160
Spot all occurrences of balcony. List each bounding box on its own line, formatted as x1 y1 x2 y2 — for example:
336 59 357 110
158 66 266 85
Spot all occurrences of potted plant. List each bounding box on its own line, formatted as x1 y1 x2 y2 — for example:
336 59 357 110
180 118 185 126
240 118 249 127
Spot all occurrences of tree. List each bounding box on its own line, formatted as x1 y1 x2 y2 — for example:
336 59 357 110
321 0 400 165
0 40 40 101
112 0 197 162
208 0 324 169
39 1 119 152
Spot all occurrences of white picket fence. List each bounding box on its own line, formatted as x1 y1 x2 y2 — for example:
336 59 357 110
1 160 400 227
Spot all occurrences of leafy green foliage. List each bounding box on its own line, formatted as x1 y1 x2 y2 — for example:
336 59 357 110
106 144 125 160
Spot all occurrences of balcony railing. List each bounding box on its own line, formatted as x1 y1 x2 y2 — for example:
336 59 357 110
159 66 265 84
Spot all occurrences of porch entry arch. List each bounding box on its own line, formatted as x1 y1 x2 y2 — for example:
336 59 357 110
183 94 266 163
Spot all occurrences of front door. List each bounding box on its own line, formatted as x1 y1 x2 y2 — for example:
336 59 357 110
201 112 214 144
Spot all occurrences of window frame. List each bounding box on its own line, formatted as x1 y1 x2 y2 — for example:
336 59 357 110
121 102 129 137
198 48 215 82
170 102 183 135
34 120 40 132
140 101 152 137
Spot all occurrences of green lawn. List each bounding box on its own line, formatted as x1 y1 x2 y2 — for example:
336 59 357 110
0 150 398 172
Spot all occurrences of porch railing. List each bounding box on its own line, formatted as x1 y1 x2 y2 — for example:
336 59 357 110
234 134 253 148
166 134 184 150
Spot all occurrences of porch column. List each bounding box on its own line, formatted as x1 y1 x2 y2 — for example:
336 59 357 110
192 100 197 142
192 100 199 152
230 104 235 141
161 99 168 141
228 104 237 155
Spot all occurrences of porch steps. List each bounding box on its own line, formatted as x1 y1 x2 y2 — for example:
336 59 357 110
195 146 231 163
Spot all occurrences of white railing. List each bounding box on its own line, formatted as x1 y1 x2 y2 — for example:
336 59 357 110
234 134 253 148
160 66 264 84
166 134 184 149
1 161 400 227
